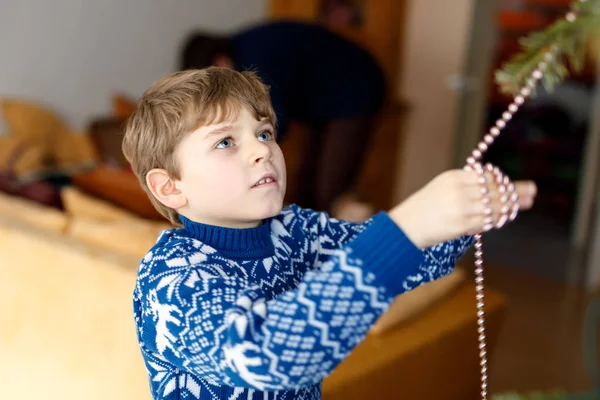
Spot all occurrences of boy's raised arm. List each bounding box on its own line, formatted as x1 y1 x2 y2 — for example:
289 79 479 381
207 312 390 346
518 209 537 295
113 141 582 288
290 205 473 290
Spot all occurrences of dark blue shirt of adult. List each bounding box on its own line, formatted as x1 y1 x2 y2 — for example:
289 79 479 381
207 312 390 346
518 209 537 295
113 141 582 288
231 21 386 142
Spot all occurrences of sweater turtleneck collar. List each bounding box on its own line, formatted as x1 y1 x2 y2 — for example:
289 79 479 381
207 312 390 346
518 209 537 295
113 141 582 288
179 215 275 259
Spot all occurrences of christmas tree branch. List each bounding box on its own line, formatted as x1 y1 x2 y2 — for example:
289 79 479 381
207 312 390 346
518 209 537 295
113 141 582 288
495 0 600 96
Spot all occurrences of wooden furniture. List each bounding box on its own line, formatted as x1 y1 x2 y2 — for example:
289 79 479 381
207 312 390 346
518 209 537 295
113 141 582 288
269 0 410 210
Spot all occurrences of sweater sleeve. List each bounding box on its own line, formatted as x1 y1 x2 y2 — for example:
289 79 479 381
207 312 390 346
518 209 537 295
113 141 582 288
138 212 424 391
421 235 475 284
290 205 475 292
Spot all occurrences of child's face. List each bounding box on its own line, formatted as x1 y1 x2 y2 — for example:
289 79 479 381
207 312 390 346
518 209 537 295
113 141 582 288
174 106 287 228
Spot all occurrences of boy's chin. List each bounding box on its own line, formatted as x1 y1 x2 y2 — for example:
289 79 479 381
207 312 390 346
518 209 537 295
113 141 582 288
255 202 283 220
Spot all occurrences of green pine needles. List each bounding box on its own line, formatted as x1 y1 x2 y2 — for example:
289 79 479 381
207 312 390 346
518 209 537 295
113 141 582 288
495 0 600 96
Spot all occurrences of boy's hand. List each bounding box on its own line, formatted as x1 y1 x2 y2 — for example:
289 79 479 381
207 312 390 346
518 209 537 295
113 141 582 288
389 169 537 248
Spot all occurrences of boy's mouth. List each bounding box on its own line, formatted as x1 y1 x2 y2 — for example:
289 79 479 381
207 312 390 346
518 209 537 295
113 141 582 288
252 174 277 188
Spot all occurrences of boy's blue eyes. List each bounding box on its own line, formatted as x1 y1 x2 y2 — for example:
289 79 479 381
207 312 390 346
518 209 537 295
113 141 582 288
216 130 273 149
258 131 273 142
216 138 233 149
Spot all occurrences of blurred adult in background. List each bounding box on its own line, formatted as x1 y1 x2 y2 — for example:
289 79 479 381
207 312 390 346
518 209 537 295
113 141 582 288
180 21 386 215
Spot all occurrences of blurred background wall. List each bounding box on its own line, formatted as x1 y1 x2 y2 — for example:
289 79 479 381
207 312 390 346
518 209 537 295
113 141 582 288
0 0 266 129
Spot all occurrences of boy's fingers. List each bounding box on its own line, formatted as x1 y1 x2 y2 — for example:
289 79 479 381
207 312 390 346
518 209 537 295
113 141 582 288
465 178 537 213
514 181 537 210
514 181 537 196
475 180 537 221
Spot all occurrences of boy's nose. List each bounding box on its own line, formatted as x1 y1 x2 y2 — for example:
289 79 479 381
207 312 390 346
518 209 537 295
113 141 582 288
249 140 272 164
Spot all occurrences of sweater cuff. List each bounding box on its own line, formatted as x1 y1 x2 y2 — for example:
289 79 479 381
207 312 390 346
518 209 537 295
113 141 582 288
348 212 424 297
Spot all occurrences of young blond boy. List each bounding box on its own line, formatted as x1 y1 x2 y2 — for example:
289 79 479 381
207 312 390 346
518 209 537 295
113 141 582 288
123 67 536 399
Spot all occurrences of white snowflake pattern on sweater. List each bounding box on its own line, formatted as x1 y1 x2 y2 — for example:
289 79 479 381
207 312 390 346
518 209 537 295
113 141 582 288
133 205 473 399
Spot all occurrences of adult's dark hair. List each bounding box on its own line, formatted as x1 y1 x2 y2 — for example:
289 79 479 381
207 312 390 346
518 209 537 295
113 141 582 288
180 32 232 70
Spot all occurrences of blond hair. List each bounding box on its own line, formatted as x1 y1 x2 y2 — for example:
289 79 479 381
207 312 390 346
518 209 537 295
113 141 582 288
122 67 277 225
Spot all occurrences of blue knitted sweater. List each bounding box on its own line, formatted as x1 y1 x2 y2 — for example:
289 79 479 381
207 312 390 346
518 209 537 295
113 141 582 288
133 205 473 399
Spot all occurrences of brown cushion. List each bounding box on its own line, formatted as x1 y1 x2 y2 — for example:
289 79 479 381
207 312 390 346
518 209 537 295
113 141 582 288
1 99 68 145
54 130 98 168
71 166 164 220
0 99 97 179
0 140 47 181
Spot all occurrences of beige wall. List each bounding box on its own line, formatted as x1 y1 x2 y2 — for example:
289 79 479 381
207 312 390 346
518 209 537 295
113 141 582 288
394 0 476 201
0 0 266 130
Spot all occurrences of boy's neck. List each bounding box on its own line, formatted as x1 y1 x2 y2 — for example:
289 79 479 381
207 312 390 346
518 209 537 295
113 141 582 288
178 210 262 229
178 214 275 259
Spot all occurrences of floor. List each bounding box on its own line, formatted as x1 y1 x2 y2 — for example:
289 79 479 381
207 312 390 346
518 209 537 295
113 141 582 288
485 265 592 396
462 205 595 396
477 82 598 395
480 209 575 283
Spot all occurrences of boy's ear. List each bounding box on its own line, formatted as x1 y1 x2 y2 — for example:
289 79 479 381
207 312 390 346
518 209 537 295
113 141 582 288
146 169 187 210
